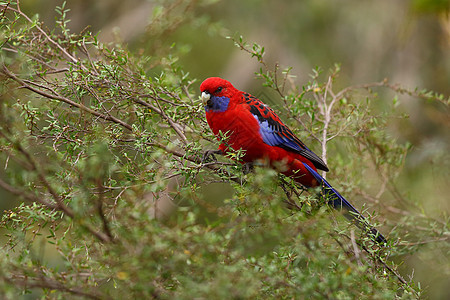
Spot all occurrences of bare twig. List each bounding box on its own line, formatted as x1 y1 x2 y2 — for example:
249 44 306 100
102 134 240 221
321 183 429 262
0 177 56 209
3 275 104 300
154 94 188 144
318 76 334 175
350 229 363 266
96 180 114 242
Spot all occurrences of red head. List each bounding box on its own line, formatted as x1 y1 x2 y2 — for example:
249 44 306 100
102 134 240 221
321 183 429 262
200 77 240 111
200 77 237 98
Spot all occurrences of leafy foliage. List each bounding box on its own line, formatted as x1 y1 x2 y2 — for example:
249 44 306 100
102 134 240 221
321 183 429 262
0 1 448 299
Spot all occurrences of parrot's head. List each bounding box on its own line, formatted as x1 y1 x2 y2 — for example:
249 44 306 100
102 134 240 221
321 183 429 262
200 77 237 112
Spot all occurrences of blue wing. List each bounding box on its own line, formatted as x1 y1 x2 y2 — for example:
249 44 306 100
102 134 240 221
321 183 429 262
242 92 329 172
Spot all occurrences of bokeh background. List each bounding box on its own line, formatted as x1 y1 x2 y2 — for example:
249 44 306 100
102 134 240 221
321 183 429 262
1 0 449 298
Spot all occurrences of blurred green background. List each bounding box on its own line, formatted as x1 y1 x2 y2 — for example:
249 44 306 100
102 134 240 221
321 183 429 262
1 0 449 298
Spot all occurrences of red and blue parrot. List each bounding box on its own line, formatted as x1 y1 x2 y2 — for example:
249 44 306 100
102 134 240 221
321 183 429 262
200 77 386 244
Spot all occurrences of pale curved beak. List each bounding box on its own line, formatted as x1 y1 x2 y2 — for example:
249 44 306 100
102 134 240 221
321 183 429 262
201 91 211 105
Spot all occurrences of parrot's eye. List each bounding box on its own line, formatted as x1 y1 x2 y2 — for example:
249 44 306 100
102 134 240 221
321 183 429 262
215 87 223 94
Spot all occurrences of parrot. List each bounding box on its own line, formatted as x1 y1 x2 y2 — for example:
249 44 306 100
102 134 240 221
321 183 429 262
200 77 386 244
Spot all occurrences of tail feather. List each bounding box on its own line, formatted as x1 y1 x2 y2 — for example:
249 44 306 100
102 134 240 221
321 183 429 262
302 163 387 244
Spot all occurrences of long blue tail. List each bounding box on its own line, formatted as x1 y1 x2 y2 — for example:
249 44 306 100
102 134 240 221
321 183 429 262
303 163 387 244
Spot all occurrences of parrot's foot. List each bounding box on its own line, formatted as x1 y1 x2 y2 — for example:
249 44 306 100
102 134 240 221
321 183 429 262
201 149 223 163
242 162 254 174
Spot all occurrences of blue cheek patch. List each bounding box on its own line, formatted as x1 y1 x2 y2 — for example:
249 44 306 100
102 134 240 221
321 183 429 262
205 96 230 112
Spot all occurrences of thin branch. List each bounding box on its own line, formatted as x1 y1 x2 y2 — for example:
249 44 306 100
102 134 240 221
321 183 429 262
2 65 133 131
317 76 334 177
361 245 409 286
0 177 57 209
1 46 68 73
153 94 188 144
145 141 241 184
80 37 100 76
350 229 363 266
4 1 83 68
292 115 322 143
399 237 449 246
96 180 114 242
334 230 413 292
0 130 71 213
182 82 195 105
0 130 112 243
133 97 163 114
4 275 104 300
